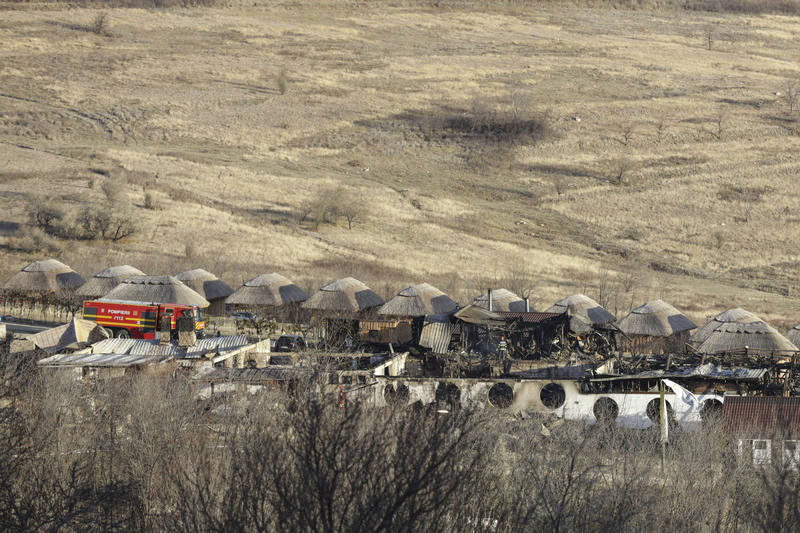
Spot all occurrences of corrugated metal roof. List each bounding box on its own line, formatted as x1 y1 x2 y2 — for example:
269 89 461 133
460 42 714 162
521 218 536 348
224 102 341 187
497 311 565 324
87 338 182 357
723 396 800 438
514 363 599 379
591 365 768 382
86 335 251 359
419 315 451 354
193 366 304 383
186 335 250 358
37 352 174 368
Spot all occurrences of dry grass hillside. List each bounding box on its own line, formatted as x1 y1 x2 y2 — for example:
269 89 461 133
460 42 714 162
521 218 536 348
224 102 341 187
2 2 800 325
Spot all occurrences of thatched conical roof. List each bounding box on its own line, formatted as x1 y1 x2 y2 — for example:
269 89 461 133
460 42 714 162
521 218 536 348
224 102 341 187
473 288 527 312
100 275 209 307
225 273 308 307
617 300 696 337
176 269 234 302
786 323 800 348
302 277 384 314
691 308 762 346
4 259 85 293
28 317 110 353
697 320 798 355
545 294 616 332
77 265 145 298
379 283 459 317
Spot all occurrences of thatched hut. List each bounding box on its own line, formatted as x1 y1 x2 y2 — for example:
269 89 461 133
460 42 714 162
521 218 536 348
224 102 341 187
303 277 384 348
225 273 309 322
375 283 459 347
697 321 798 356
4 259 85 293
691 308 762 347
77 265 145 299
303 277 384 315
99 275 209 308
473 288 528 312
3 259 85 320
226 273 308 307
176 269 234 317
786 323 800 348
379 283 458 317
545 294 616 333
617 300 697 354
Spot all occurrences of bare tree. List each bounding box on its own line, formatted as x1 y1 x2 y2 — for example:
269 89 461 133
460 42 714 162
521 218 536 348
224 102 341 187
609 158 636 186
340 199 366 230
27 195 64 235
783 80 800 114
714 107 727 140
704 25 715 50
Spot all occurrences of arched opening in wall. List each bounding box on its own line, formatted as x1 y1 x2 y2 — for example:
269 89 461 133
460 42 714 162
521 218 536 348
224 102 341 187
540 383 566 409
700 399 723 424
488 383 514 409
435 382 461 410
593 397 619 424
384 383 409 406
646 398 674 424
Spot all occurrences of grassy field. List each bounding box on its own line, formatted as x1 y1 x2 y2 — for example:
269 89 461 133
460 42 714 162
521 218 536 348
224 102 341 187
1 2 800 325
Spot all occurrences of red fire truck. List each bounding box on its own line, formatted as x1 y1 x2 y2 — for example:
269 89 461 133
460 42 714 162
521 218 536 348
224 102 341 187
81 299 206 339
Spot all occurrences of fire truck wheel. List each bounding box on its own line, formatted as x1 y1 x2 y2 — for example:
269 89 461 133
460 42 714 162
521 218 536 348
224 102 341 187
114 329 131 339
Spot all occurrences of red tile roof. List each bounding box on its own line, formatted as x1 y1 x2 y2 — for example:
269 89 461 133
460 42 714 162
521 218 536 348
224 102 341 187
722 396 800 438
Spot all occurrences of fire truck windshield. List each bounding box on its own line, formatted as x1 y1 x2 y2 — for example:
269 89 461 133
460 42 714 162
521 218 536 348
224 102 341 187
194 308 203 321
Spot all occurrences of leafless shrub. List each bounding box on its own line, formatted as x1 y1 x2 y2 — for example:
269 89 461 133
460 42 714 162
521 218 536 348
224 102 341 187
655 120 666 143
704 25 715 50
608 158 636 186
553 176 567 197
143 190 158 210
76 204 138 242
184 241 196 258
716 183 772 202
3 363 800 532
90 12 110 36
101 178 127 205
713 107 726 140
276 67 288 95
301 187 366 230
8 226 63 255
782 80 800 114
712 229 726 249
617 123 635 146
27 195 65 234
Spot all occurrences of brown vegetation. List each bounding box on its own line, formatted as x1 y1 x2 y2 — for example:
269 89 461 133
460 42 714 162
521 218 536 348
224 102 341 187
3 3 800 324
3 348 800 531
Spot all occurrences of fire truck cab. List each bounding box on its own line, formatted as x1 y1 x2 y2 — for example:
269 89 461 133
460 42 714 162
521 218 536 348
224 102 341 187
82 299 206 340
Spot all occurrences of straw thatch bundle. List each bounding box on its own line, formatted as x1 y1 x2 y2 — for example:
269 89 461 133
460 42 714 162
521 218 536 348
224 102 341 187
786 323 800 348
691 308 762 346
225 273 308 307
617 300 696 337
4 259 85 293
76 265 145 298
100 275 209 307
378 283 459 317
473 289 527 312
302 277 384 314
697 320 798 355
175 269 234 301
545 294 616 332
